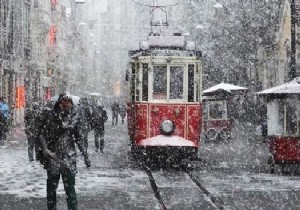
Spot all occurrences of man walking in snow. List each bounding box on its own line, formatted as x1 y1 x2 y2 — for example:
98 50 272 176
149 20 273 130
91 103 108 153
24 102 42 161
38 92 91 210
119 104 127 124
111 101 119 126
78 97 93 153
0 97 9 146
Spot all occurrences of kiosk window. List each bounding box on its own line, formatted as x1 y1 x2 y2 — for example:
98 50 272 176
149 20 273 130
286 99 298 135
209 101 226 119
153 66 167 99
170 66 184 99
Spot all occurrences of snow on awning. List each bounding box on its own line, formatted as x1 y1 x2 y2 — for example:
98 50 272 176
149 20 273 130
203 82 247 95
257 77 300 95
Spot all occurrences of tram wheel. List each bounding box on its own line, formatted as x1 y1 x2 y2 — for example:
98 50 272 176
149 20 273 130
206 128 218 141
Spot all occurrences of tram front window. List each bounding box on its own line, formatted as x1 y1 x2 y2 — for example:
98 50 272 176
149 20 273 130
170 66 184 99
153 66 167 99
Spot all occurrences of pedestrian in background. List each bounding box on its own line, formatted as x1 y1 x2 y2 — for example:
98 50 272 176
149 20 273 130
261 120 268 143
78 97 93 153
111 101 119 126
92 103 108 153
24 102 41 161
119 104 127 124
0 108 6 147
0 97 9 144
38 92 91 210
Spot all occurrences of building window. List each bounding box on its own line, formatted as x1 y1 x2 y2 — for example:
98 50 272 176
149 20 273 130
24 3 30 40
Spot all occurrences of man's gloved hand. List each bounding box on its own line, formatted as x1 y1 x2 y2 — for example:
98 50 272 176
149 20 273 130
44 149 56 159
84 157 91 168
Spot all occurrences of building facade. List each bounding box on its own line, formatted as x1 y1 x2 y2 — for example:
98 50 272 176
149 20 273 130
0 1 32 125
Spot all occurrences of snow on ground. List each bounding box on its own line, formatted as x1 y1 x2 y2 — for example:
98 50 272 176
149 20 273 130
198 172 300 194
0 148 150 198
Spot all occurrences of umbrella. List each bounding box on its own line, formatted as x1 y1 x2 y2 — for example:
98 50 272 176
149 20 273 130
50 95 81 106
88 92 102 97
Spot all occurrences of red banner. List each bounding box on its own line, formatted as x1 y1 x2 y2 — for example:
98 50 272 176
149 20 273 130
15 86 25 108
49 25 57 45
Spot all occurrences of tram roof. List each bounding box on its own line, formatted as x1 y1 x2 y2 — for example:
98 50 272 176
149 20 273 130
148 35 185 48
258 77 300 95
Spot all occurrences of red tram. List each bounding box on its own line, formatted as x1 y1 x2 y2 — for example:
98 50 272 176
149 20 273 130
126 30 202 161
258 77 300 173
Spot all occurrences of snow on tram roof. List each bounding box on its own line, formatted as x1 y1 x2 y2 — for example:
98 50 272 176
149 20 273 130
258 77 300 95
148 35 185 48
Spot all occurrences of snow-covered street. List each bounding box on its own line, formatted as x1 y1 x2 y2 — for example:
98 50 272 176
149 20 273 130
1 120 300 209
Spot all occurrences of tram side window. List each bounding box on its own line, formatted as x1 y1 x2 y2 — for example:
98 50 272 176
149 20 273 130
170 66 184 99
188 65 195 102
135 68 140 101
153 66 167 99
142 64 148 101
209 101 226 120
130 64 136 102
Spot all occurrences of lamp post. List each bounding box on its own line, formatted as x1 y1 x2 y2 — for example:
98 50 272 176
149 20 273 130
290 0 296 80
92 50 100 89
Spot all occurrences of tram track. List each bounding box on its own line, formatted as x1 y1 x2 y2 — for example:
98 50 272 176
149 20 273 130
143 166 168 210
136 158 226 210
181 164 226 210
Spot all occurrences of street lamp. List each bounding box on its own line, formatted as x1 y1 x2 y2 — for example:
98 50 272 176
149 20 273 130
213 3 223 9
195 25 204 30
78 21 86 26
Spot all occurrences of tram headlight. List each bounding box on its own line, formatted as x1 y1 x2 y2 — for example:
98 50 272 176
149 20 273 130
160 120 175 136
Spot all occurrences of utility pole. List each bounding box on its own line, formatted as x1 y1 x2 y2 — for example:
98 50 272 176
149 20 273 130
290 0 297 80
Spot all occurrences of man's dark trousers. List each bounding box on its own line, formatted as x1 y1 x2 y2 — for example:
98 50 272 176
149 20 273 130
47 169 77 210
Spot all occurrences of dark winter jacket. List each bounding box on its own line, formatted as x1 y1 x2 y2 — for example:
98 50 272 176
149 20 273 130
78 103 93 133
119 105 127 118
38 102 88 174
24 108 40 137
91 106 108 133
111 102 119 116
